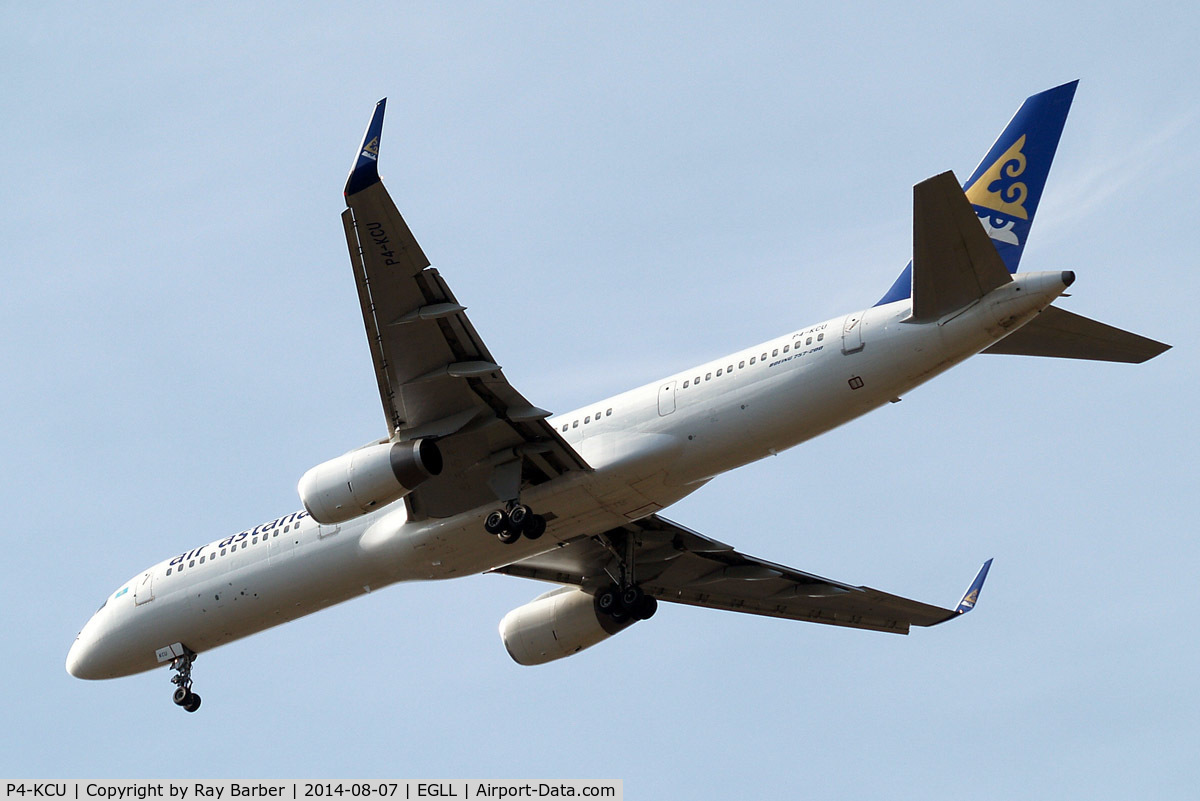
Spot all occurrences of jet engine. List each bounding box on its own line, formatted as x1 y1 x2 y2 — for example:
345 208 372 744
499 586 637 666
297 439 443 524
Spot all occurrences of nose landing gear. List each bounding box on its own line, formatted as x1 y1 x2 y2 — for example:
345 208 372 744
485 502 547 544
168 648 201 713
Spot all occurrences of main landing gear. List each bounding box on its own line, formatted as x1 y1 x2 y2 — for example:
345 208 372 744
169 649 201 713
592 529 657 622
595 582 658 622
484 502 547 544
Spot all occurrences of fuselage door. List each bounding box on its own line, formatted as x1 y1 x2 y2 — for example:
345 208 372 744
657 380 677 416
842 311 866 354
133 570 155 606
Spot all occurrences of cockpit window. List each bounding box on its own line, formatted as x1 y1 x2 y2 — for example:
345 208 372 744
96 599 108 613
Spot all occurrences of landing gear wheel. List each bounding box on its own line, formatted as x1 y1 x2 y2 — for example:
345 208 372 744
172 687 190 706
484 510 509 535
595 585 620 617
508 504 532 531
636 595 658 620
619 585 645 613
496 528 521 544
523 514 546 540
183 693 202 713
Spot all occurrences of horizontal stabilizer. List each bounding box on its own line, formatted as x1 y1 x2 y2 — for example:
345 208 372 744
983 306 1171 363
910 171 1012 322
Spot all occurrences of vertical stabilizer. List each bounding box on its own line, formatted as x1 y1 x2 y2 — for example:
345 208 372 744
876 81 1078 307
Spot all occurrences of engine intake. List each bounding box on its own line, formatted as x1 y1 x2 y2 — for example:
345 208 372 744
298 439 443 524
499 587 636 666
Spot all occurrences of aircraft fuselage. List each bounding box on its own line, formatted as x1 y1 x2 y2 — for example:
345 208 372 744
67 270 1071 680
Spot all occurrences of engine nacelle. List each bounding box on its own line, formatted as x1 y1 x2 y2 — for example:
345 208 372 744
298 439 443 524
499 587 636 666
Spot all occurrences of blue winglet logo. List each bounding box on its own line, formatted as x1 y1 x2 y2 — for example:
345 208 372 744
955 558 993 615
345 98 387 196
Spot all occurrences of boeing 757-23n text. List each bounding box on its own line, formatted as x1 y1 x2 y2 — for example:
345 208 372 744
67 82 1169 712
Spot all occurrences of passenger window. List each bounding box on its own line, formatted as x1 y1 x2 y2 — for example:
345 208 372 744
585 416 590 424
727 365 733 372
761 353 767 361
706 373 712 381
773 349 779 357
818 333 824 341
750 357 756 365
717 369 723 377
166 568 172 576
221 548 227 556
562 424 568 432
572 420 579 428
806 336 813 345
739 361 745 368
200 556 206 564
683 380 689 388
273 531 279 537
783 345 789 353
189 560 195 568
694 376 701 384
606 409 612 416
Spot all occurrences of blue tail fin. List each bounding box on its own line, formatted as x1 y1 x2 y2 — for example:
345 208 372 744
875 81 1078 307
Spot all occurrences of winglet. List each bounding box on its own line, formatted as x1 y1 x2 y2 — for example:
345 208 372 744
345 98 386 197
954 558 993 616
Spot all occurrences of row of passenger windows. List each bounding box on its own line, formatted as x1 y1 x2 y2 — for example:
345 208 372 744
561 407 614 432
680 333 825 389
165 522 299 576
555 332 827 426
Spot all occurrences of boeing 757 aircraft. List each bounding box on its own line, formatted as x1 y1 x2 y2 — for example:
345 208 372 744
67 82 1169 712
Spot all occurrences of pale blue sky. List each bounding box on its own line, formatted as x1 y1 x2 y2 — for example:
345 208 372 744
2 3 1196 797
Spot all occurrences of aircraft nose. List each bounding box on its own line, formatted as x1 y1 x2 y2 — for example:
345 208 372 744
66 634 89 678
67 616 105 680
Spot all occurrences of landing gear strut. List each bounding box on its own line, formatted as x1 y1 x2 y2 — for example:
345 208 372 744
168 649 201 713
485 502 547 544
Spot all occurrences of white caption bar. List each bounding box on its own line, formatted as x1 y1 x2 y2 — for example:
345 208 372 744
2 784 621 801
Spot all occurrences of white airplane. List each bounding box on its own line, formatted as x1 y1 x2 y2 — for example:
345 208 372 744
68 82 1168 712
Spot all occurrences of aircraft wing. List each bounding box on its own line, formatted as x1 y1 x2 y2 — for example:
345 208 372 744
493 514 991 634
342 100 589 520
